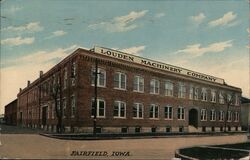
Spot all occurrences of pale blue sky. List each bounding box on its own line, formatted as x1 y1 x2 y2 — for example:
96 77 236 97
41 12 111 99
0 0 249 114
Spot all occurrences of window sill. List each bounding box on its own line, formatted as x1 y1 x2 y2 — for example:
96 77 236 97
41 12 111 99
91 85 106 88
132 117 144 119
149 118 159 120
114 88 127 91
164 118 173 120
133 90 144 93
114 117 126 119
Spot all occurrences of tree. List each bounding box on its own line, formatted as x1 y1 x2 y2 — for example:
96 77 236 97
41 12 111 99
49 69 63 133
221 92 235 132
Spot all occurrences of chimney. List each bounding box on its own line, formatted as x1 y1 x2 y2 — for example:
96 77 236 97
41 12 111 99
27 80 30 86
39 71 43 77
19 88 22 92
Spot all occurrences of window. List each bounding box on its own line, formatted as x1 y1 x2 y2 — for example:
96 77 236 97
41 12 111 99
235 94 240 106
56 98 60 115
133 76 144 92
71 95 76 117
63 68 67 89
51 103 55 119
194 87 199 100
200 109 207 121
150 79 160 94
121 127 128 133
135 127 141 133
178 82 186 98
227 94 232 102
164 106 173 119
114 72 126 90
165 81 173 96
91 99 105 117
71 62 76 86
219 111 224 121
210 110 216 121
178 107 185 120
211 90 216 103
179 127 184 132
133 103 143 119
219 92 225 104
189 85 194 99
202 126 206 132
227 111 232 122
234 112 239 122
149 104 159 119
151 127 156 133
113 101 126 118
62 98 66 118
166 127 171 132
91 68 106 87
201 88 207 101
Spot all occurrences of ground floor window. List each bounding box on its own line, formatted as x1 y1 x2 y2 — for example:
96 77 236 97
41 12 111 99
202 126 206 132
149 104 159 119
178 107 185 120
166 127 171 133
220 126 223 132
228 126 231 131
96 127 102 133
235 126 238 131
135 127 141 133
211 126 215 132
151 127 156 133
121 127 128 133
91 98 105 118
179 126 183 132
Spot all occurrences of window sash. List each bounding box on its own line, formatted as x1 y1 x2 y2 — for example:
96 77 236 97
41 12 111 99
164 106 172 119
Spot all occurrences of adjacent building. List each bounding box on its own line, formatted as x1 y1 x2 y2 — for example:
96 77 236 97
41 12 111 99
4 99 17 125
241 97 250 131
16 46 242 133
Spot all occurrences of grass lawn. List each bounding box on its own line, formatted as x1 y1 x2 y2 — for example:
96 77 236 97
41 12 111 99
179 147 249 159
214 142 250 150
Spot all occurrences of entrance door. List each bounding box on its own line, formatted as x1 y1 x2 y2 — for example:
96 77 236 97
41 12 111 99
189 109 198 128
42 107 47 126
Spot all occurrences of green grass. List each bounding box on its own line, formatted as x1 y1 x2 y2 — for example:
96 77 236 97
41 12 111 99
179 147 249 159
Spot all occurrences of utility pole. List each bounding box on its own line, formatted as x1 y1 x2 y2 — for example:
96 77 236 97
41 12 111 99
93 58 100 136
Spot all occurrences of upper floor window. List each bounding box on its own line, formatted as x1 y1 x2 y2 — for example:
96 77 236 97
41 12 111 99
210 110 216 121
219 110 224 121
219 92 225 104
114 72 126 90
63 68 67 89
150 79 160 94
91 98 105 118
194 87 199 100
189 85 194 99
227 111 232 122
62 98 66 118
164 106 173 119
133 103 143 119
165 81 173 96
235 94 240 106
71 62 76 86
227 93 232 103
133 76 144 92
201 88 207 101
71 95 76 117
91 68 106 87
200 109 207 121
149 104 159 119
178 82 186 98
211 90 216 103
178 107 185 120
113 101 126 118
234 112 239 122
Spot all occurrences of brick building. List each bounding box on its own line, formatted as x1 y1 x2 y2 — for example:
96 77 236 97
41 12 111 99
17 46 242 133
4 99 17 125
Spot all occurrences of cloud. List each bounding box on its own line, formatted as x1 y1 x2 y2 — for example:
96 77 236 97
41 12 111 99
190 13 206 24
1 36 34 46
155 13 165 18
175 40 233 57
46 30 67 39
88 10 148 32
0 45 80 114
120 45 146 56
2 21 43 32
208 12 237 27
9 6 23 13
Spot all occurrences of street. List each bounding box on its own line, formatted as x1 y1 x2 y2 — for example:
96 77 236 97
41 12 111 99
0 125 248 159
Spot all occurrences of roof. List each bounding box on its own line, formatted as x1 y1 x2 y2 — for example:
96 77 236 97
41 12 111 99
241 97 250 104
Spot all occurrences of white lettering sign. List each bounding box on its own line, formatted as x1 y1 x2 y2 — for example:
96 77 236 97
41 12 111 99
93 46 224 84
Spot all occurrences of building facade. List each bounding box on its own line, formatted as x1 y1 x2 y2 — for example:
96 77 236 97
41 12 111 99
4 99 17 125
241 97 250 131
17 47 242 133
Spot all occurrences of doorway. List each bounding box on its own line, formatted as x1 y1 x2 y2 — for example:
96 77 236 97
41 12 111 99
189 108 198 128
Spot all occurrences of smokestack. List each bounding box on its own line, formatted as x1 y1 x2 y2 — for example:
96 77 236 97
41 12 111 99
27 80 30 86
39 71 43 77
19 88 22 92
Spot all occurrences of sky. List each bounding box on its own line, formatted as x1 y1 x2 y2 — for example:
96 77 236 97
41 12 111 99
0 0 249 114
